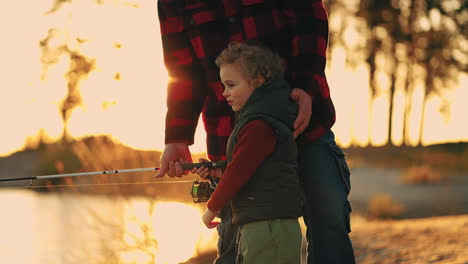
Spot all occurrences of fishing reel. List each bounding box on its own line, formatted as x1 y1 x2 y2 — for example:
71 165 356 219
182 161 226 203
191 177 218 203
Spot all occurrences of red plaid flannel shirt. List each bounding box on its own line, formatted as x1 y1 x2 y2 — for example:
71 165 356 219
158 0 336 161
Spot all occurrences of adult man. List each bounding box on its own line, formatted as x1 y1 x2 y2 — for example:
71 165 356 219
156 1 355 263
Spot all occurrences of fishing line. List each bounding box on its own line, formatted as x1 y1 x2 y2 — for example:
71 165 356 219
0 161 225 203
0 161 226 183
1 180 194 190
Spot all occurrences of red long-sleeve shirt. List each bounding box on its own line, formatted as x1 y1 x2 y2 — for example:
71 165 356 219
158 0 335 160
207 119 277 212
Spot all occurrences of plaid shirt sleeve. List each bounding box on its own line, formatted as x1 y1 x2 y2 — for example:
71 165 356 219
158 1 208 145
282 0 336 139
282 0 330 101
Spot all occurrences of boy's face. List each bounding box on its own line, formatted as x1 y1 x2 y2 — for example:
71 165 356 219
220 62 261 112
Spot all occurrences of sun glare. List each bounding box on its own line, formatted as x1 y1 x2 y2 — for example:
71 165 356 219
329 46 371 147
121 200 217 264
422 73 468 145
370 96 390 146
0 191 39 264
391 91 406 146
0 0 209 156
407 83 425 146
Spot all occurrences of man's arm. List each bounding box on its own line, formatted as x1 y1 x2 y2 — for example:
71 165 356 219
158 1 207 145
206 120 278 212
156 1 207 177
282 1 331 137
282 0 330 98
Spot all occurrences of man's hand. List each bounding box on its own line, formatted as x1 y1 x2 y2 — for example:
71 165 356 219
155 143 192 178
290 88 312 138
202 208 219 229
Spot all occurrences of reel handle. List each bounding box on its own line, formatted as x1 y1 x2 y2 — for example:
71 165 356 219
181 161 227 170
187 161 225 203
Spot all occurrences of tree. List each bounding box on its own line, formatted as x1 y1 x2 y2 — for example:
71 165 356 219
326 0 467 146
40 5 96 142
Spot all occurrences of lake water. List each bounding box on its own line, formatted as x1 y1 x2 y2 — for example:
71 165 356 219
1 166 467 263
0 191 218 264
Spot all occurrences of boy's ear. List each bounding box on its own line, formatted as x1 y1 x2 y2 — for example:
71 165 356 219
253 75 266 88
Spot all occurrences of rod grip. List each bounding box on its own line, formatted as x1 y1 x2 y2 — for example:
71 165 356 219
0 176 36 182
181 161 227 170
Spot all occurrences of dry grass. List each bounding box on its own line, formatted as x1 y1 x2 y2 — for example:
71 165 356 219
368 193 405 219
34 136 207 200
400 165 444 184
351 215 468 264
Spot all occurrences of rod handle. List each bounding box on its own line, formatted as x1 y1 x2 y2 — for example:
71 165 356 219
0 176 36 182
181 161 227 170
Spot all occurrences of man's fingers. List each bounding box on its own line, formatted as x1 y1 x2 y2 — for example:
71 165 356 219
291 87 312 137
293 119 308 138
293 108 308 137
167 161 176 178
294 110 311 137
294 111 306 129
155 162 169 178
175 162 184 178
294 102 311 128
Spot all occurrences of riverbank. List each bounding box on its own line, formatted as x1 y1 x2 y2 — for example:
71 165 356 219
182 214 468 264
350 214 468 264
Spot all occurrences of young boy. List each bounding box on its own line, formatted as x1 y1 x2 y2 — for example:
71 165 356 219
193 42 303 264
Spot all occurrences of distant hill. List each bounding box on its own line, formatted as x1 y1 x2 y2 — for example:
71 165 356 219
1 135 207 200
344 142 468 170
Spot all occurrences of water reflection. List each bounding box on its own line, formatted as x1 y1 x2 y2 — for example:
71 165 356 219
0 191 217 264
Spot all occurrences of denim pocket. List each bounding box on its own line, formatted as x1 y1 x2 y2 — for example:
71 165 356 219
329 143 351 194
329 142 352 233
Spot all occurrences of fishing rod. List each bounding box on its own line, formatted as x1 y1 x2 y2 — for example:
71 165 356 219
0 161 226 183
0 161 226 203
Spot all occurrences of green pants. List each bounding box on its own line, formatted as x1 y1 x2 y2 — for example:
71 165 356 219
237 219 302 264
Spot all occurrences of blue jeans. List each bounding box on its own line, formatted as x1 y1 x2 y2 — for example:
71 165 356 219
298 130 355 264
214 130 355 264
214 203 238 264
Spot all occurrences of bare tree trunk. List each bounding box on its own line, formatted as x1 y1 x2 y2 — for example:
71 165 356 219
366 34 378 146
402 0 418 146
417 93 427 146
418 66 432 146
386 41 397 146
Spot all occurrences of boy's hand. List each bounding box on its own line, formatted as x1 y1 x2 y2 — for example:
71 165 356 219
202 208 219 229
191 158 223 179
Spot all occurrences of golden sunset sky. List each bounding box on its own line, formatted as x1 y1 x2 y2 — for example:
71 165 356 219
1 0 467 157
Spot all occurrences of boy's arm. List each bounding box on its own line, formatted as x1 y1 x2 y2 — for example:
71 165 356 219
206 120 278 212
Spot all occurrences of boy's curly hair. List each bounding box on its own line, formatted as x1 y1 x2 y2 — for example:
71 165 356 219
215 42 285 81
